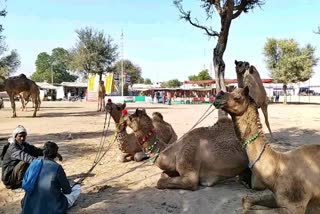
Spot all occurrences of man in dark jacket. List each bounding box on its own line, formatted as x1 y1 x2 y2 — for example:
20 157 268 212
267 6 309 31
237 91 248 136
2 125 45 189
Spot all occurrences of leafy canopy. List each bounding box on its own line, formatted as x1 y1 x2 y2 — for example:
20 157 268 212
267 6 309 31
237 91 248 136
31 48 77 83
161 79 182 88
263 38 318 84
69 27 118 80
112 59 143 85
0 4 20 77
188 69 212 81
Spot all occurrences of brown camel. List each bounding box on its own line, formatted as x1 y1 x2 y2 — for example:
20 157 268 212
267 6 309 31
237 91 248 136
105 100 178 162
235 61 273 139
105 100 146 162
214 87 320 213
125 108 251 190
0 74 40 117
20 85 41 112
97 80 106 112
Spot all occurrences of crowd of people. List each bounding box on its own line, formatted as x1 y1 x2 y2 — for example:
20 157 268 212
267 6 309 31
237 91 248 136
1 125 80 213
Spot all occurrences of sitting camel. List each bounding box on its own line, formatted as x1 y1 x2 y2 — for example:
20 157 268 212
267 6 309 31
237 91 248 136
235 60 273 139
214 86 320 213
125 108 251 190
0 74 40 117
97 80 106 112
105 100 178 162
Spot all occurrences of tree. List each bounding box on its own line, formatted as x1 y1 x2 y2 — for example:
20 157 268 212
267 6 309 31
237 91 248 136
162 79 182 88
188 69 212 81
0 6 20 77
31 48 77 83
174 0 263 117
112 59 143 85
69 27 118 81
144 78 152 84
264 38 318 104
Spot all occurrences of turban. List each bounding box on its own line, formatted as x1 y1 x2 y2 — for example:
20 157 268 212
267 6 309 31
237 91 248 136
8 125 27 143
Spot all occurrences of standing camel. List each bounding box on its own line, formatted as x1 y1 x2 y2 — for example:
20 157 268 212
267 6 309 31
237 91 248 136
0 74 40 117
20 85 41 112
235 60 273 139
125 108 252 190
214 87 320 213
97 80 106 112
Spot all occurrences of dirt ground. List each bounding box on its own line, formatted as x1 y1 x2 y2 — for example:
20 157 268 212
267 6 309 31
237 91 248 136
1 100 320 214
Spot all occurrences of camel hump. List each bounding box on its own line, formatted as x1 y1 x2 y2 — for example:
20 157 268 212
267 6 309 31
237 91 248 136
152 112 164 121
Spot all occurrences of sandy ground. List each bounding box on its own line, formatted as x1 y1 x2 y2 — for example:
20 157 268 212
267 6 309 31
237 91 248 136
1 100 320 213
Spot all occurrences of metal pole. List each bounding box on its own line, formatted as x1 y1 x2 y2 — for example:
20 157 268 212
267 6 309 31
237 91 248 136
121 30 124 96
51 63 53 84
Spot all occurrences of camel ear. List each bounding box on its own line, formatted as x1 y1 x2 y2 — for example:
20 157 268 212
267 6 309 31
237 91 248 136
249 65 255 74
235 60 238 65
122 103 126 109
243 86 249 96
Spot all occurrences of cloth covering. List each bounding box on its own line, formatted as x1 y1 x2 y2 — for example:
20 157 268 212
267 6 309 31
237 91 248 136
64 184 81 208
22 159 43 194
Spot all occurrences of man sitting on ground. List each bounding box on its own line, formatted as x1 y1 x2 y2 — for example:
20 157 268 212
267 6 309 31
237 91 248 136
1 125 62 189
22 141 80 213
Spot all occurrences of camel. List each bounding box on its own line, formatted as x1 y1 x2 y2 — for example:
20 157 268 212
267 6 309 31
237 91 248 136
214 86 320 213
235 60 273 139
0 74 40 117
105 100 178 162
97 80 106 112
105 100 146 162
125 108 251 190
19 85 41 112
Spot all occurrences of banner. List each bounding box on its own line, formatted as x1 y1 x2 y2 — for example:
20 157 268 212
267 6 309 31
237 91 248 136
88 75 96 92
105 73 114 94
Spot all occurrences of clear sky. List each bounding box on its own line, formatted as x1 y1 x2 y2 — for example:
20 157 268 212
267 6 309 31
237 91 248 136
2 0 320 83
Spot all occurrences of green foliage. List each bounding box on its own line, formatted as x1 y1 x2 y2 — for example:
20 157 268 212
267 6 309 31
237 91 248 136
188 69 212 81
69 27 118 80
263 38 318 84
31 48 77 83
112 59 143 84
162 79 182 88
144 78 152 84
0 5 20 77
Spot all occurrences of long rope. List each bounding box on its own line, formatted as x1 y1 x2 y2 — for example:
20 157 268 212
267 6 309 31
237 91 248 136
75 111 114 184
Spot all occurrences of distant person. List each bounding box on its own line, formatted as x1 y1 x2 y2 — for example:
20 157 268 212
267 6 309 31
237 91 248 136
67 91 71 101
21 141 80 213
275 94 280 102
162 92 166 104
167 92 172 105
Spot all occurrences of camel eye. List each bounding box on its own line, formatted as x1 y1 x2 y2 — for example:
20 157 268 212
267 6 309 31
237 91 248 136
234 95 241 100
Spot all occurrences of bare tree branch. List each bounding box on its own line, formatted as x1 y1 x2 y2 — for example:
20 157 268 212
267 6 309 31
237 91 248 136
174 0 219 37
313 26 320 34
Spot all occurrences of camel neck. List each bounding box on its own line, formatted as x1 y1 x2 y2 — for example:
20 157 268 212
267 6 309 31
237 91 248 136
134 128 166 157
236 73 245 88
231 103 278 187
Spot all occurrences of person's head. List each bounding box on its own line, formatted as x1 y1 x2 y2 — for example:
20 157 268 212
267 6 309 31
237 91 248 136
13 125 27 144
43 141 59 159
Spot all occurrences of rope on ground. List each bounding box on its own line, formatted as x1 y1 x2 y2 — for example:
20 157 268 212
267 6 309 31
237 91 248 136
176 103 217 143
75 111 116 184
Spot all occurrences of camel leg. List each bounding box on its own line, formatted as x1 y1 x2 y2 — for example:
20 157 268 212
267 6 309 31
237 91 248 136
9 94 17 117
31 93 38 117
117 153 134 162
134 152 149 162
261 105 273 139
156 171 199 190
97 98 101 111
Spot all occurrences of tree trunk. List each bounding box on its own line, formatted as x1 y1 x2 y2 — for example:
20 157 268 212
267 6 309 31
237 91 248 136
213 16 232 118
99 73 103 81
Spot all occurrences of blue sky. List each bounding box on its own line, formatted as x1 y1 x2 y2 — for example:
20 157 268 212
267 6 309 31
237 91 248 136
2 0 320 83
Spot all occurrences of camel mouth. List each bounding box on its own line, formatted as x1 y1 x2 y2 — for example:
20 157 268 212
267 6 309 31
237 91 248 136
213 99 225 109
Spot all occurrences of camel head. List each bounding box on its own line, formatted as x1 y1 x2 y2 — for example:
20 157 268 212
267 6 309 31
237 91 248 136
235 60 250 75
152 112 163 122
116 109 130 133
127 108 153 132
105 99 126 123
0 76 5 91
214 87 251 116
